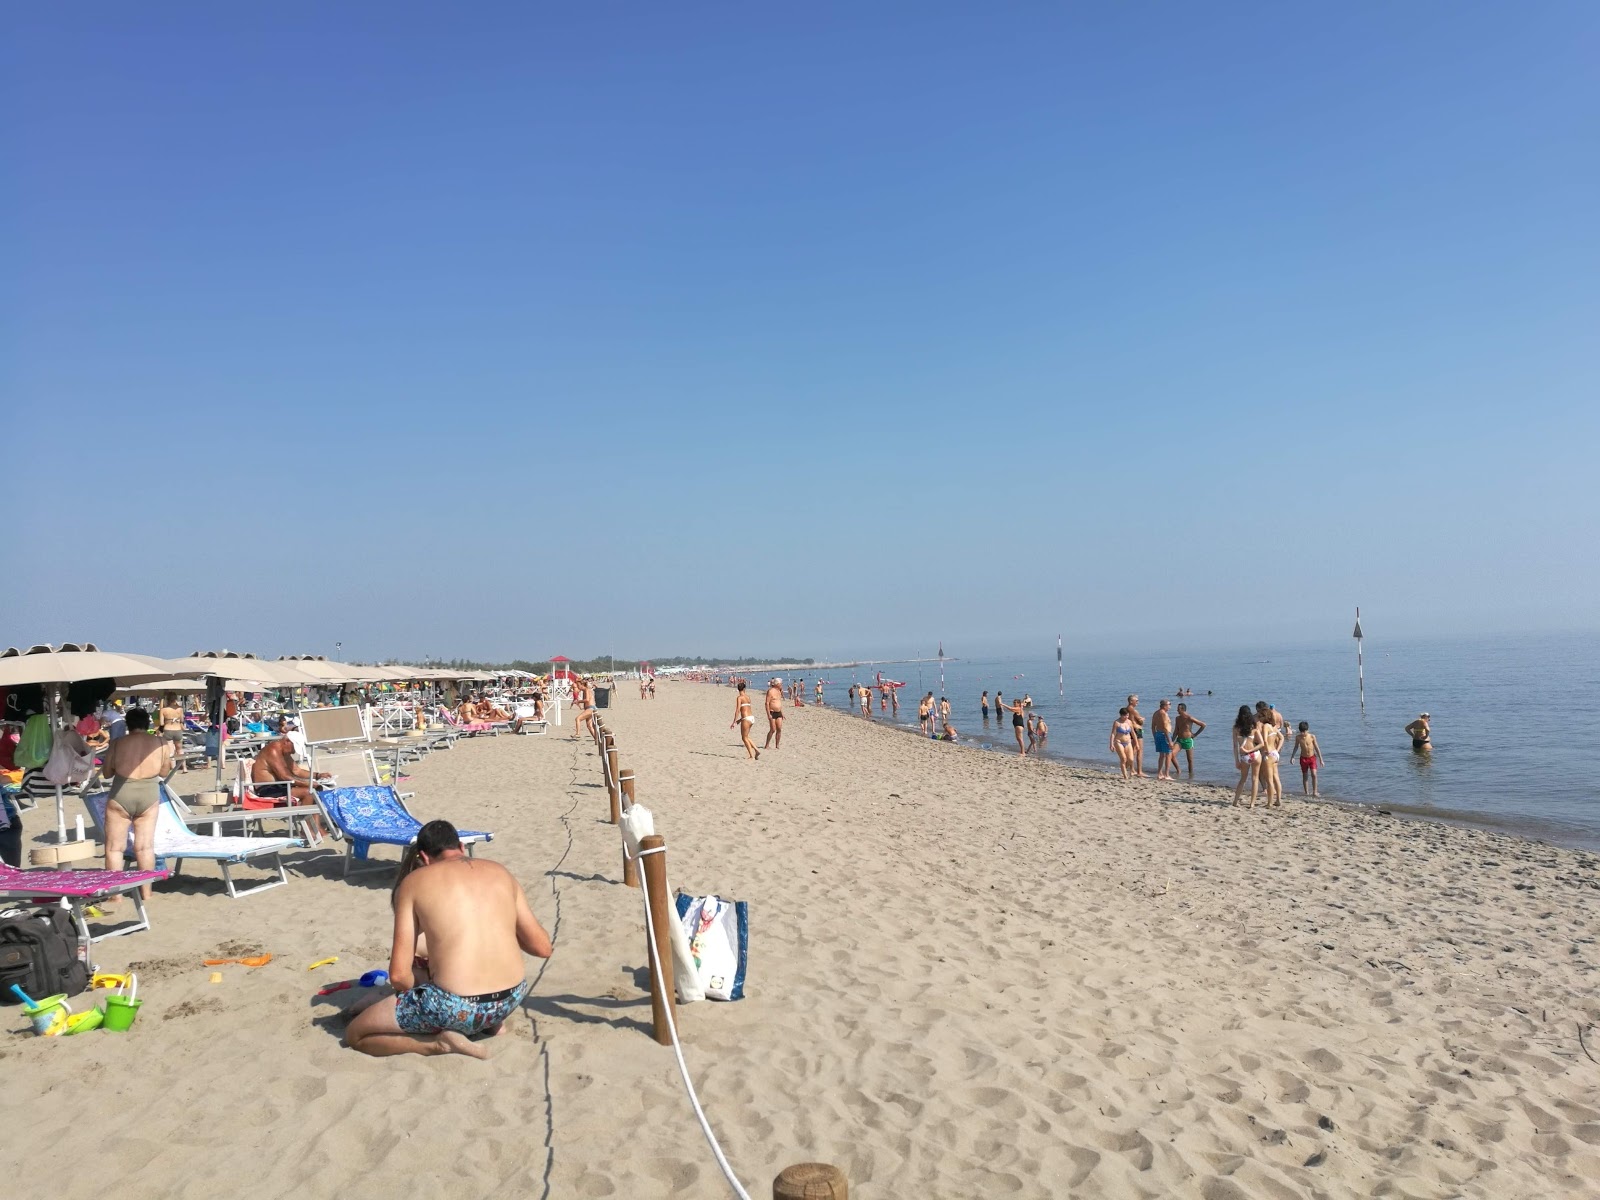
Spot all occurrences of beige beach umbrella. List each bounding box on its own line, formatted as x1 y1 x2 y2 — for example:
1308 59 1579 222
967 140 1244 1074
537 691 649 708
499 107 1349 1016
0 643 207 688
275 655 382 685
0 644 212 840
183 651 325 688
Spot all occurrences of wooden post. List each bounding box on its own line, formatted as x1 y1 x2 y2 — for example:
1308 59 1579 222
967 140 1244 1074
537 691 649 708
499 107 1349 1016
605 742 621 824
639 834 675 1046
618 770 638 888
774 1164 848 1199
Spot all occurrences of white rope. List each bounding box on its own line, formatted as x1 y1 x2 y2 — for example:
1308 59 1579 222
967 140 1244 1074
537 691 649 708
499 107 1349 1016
627 839 753 1200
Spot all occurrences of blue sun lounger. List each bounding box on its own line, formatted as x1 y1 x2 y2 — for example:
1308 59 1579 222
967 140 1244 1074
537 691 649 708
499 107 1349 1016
313 786 493 877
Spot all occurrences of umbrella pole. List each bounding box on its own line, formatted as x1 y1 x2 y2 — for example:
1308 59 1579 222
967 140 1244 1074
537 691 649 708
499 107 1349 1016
51 683 67 842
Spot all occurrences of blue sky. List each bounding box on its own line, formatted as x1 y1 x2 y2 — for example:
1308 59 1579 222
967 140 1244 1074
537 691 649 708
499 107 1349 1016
5 3 1597 663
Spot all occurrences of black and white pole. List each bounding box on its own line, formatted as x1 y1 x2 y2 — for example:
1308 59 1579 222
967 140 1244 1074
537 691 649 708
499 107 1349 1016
1057 633 1064 698
938 641 945 701
1353 607 1365 713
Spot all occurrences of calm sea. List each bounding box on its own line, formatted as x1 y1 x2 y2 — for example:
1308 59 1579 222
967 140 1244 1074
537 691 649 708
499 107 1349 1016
818 632 1600 850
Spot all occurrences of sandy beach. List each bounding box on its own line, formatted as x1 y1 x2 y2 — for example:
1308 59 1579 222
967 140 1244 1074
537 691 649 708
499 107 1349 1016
6 681 1600 1199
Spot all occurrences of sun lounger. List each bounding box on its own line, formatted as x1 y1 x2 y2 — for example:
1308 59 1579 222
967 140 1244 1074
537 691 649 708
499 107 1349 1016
0 863 168 944
436 709 503 736
85 791 303 899
171 783 324 847
314 785 492 878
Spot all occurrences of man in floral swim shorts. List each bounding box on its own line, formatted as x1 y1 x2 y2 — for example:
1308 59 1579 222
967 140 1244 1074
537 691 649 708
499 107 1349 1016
346 820 553 1059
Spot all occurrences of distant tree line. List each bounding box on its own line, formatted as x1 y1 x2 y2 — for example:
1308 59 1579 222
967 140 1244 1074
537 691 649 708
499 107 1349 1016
394 654 815 674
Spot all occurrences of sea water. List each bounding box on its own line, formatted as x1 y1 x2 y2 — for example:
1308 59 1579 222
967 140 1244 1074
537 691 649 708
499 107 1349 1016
821 631 1600 850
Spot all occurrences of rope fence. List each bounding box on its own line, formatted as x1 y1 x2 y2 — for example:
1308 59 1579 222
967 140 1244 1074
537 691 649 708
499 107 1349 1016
583 713 849 1200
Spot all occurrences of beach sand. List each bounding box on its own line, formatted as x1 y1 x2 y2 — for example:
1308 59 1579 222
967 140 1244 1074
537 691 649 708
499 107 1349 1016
5 683 1600 1199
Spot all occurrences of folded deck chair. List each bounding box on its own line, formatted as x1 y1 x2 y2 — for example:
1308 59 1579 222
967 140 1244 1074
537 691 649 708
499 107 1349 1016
314 786 491 878
0 863 169 945
84 791 303 899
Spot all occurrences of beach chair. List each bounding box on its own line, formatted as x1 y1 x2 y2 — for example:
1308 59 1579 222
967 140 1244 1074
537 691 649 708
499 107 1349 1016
171 781 324 847
437 709 501 737
511 704 549 735
0 863 168 945
314 785 492 878
84 791 303 899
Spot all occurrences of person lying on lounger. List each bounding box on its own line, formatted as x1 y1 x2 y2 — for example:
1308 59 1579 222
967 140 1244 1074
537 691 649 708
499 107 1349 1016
345 820 552 1059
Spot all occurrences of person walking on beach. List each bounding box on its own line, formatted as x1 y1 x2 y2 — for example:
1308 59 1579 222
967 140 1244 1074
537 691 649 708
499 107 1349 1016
731 682 759 760
815 680 823 705
1110 707 1136 779
100 707 172 901
1292 722 1322 796
1405 712 1432 753
1172 704 1205 779
918 693 933 735
1032 713 1047 746
1152 699 1178 781
158 693 187 773
1232 706 1271 808
346 821 553 1060
1126 695 1146 777
763 680 785 750
981 691 989 720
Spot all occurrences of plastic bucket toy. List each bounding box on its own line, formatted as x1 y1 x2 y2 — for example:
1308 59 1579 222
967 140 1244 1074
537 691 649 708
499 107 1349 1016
63 1007 104 1035
24 995 70 1036
102 994 142 1032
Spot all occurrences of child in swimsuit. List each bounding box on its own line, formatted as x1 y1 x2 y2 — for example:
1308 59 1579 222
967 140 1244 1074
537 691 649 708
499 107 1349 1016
1292 722 1322 797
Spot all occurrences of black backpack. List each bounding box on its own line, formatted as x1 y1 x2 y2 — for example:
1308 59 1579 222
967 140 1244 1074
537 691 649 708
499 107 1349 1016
0 908 89 1003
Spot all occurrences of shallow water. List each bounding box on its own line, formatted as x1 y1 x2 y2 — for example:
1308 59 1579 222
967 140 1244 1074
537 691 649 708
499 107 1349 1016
815 631 1600 849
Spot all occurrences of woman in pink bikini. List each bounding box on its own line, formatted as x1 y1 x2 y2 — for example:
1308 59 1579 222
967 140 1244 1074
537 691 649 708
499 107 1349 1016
1232 706 1261 807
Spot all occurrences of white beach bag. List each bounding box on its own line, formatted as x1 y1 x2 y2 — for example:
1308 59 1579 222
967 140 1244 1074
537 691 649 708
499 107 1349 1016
675 893 749 1001
620 805 705 1004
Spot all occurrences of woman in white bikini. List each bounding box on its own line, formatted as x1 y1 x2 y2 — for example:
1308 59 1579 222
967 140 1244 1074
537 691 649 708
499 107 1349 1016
730 681 759 760
1258 718 1285 809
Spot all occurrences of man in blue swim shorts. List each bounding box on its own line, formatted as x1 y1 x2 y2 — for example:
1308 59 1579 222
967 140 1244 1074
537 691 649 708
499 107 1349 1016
1152 698 1178 781
347 820 552 1059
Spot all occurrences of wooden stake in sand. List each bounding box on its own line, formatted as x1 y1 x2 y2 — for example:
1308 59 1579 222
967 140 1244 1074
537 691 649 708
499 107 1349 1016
618 770 639 888
606 741 621 824
639 833 676 1046
773 1163 848 1199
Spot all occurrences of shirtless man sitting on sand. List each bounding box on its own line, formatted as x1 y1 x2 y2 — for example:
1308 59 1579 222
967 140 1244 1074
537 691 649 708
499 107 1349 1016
346 820 552 1059
252 736 330 834
764 679 785 749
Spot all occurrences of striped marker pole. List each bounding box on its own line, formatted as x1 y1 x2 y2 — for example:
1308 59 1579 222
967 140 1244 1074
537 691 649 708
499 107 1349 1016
1057 634 1064 698
1353 607 1365 714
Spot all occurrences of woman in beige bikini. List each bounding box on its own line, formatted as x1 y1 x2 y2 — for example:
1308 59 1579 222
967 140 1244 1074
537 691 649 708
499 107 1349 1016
101 708 172 900
730 682 759 760
158 693 187 773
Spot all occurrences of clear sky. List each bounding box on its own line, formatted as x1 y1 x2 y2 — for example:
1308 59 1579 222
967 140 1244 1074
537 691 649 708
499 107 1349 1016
6 3 1597 664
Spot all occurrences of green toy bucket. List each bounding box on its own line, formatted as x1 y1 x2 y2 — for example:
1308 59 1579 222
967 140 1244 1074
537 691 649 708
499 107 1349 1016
103 994 142 1032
